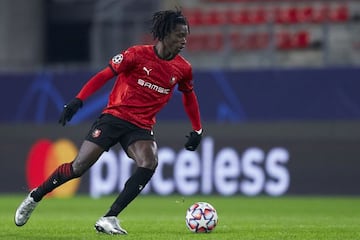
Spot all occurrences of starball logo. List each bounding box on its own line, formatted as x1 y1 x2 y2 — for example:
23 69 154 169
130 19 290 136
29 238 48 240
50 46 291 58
26 139 80 198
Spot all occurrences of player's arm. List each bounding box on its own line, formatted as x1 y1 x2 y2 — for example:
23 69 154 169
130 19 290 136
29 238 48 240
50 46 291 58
58 66 115 126
76 66 115 101
182 90 203 151
182 90 202 132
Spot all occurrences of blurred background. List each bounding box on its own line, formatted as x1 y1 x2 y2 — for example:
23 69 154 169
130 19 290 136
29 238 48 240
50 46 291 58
1 0 360 197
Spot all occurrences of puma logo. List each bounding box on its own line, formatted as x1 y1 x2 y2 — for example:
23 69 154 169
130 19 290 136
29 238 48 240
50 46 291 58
143 67 152 76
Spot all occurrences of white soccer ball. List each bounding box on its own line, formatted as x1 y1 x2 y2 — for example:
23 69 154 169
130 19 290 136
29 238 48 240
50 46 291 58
185 201 218 233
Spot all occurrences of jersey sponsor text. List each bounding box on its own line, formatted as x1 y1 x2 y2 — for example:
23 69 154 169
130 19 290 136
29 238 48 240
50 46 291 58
137 79 170 94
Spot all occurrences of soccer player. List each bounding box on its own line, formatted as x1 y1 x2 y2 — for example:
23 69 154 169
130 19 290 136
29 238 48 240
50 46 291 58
14 9 202 235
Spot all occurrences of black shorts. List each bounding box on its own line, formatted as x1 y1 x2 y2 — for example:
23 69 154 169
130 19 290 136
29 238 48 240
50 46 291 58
85 114 155 151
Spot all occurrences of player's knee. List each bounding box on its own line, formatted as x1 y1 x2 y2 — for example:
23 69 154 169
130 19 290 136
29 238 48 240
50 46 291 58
138 158 158 170
152 159 158 170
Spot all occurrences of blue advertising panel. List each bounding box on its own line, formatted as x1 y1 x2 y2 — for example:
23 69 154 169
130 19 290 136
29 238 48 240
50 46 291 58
1 67 360 123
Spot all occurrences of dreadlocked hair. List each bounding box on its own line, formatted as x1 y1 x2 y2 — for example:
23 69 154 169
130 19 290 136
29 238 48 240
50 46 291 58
151 9 189 41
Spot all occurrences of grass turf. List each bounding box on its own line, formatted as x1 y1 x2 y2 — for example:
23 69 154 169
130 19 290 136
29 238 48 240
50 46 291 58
1 194 359 239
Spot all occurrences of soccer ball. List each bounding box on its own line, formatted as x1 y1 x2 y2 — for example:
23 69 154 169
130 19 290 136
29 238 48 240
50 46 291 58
185 202 218 233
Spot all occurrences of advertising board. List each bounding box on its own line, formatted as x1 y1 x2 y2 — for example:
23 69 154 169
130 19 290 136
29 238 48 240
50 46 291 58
1 122 359 196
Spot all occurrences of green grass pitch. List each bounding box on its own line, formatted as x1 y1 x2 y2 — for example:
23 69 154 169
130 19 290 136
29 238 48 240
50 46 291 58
1 194 359 239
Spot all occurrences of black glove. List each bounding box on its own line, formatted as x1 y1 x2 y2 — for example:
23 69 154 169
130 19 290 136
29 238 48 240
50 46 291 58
58 98 83 126
185 130 202 151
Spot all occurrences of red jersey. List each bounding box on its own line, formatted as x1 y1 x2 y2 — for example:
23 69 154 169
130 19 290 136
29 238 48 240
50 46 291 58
103 45 193 130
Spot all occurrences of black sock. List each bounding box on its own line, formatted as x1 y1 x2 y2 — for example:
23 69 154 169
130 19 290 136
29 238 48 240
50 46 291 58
104 167 154 217
30 162 77 202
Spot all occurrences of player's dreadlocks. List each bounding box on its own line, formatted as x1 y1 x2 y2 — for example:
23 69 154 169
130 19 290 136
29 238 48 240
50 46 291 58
151 9 189 41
